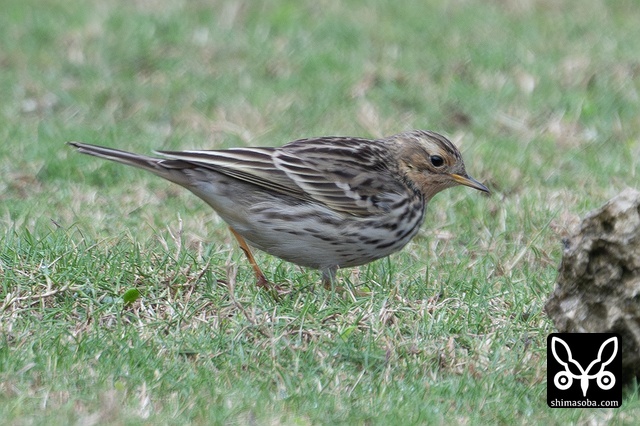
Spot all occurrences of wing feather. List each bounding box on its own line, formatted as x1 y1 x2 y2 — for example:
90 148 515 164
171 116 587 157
157 137 408 216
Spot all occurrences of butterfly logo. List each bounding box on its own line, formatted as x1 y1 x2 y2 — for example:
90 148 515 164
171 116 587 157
551 336 617 397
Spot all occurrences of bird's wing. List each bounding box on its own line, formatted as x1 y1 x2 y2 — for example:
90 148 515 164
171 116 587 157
157 137 408 216
158 147 300 196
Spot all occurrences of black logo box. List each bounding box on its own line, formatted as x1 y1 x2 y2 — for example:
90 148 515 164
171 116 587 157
547 333 622 408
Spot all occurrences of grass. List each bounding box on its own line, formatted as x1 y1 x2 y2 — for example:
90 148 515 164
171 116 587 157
1 0 640 423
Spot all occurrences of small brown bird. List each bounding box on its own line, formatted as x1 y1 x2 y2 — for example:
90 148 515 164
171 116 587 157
69 130 488 289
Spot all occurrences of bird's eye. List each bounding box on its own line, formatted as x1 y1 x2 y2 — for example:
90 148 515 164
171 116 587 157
430 155 444 167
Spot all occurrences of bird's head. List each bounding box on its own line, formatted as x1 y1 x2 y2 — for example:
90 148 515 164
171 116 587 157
390 130 489 200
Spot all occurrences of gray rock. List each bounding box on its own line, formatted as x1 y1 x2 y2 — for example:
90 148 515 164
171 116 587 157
545 188 640 383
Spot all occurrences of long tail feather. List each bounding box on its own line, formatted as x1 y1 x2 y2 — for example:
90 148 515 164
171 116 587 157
68 141 199 187
68 142 164 172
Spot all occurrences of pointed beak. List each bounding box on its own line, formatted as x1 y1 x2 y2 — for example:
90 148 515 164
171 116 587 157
450 173 490 193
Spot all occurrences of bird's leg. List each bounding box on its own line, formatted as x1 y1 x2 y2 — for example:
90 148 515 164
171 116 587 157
323 266 368 297
322 266 338 290
228 227 270 289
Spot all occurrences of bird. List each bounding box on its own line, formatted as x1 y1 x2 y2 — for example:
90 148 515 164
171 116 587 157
69 130 488 290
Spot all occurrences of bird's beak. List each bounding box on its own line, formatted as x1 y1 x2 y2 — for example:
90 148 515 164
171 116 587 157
450 173 490 193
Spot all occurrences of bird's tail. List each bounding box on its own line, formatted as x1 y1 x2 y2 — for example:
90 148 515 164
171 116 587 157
68 142 192 185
